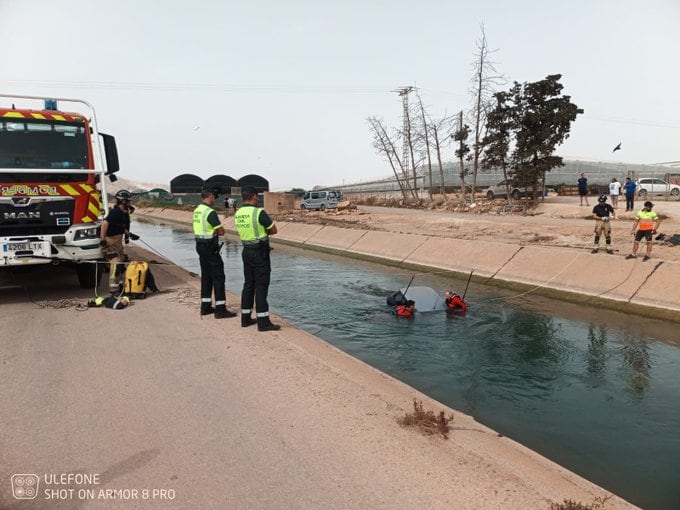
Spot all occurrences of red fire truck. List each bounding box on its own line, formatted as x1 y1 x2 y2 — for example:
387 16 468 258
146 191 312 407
0 94 120 287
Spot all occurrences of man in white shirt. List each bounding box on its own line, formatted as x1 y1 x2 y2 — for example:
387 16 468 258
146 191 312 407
608 178 622 209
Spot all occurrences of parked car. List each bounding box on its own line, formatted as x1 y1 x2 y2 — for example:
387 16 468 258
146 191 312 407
636 178 680 197
301 190 339 210
485 180 530 200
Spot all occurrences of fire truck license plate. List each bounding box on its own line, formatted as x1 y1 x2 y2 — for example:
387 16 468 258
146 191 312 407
3 241 46 253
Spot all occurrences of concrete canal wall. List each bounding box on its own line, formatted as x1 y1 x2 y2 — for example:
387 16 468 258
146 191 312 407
137 207 680 322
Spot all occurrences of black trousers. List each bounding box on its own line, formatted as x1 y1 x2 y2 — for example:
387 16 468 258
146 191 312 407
241 246 271 314
196 242 226 304
626 194 635 211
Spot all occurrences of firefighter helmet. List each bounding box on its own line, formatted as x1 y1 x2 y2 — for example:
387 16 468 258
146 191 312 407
115 190 132 202
598 194 607 202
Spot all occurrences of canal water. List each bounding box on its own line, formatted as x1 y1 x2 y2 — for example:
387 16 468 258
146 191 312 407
134 219 679 510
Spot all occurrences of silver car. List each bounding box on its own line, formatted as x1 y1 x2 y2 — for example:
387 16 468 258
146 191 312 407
636 178 680 197
301 190 339 211
485 180 529 200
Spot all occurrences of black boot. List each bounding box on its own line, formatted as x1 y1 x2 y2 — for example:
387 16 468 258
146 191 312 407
241 314 257 327
200 305 215 316
257 316 281 331
214 305 237 319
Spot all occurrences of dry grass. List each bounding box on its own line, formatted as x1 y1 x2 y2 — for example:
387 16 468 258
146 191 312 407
397 399 454 439
550 495 611 510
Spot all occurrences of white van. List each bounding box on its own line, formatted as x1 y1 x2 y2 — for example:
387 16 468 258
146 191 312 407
301 190 339 210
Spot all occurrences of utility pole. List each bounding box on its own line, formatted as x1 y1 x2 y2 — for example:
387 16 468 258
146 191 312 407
393 86 414 178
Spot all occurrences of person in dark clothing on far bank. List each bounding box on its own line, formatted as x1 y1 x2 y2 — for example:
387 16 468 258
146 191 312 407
234 186 280 331
577 173 589 206
623 177 637 212
193 189 237 319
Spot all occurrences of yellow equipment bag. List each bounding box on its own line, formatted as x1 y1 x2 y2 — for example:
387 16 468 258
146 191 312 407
123 261 159 299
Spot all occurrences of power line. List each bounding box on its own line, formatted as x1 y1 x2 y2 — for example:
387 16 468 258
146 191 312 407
0 79 392 95
585 114 680 129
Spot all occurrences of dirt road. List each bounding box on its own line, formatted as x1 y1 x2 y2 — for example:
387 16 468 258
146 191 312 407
290 196 680 262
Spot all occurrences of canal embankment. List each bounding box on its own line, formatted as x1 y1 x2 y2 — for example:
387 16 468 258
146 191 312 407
137 206 680 323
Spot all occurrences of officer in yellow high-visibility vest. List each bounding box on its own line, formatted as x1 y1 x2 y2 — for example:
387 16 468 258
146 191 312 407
193 189 237 319
234 186 280 331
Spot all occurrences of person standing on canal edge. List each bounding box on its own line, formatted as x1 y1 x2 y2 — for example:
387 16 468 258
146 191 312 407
234 186 280 331
193 189 237 319
623 177 637 211
592 194 616 254
626 201 661 261
578 173 589 206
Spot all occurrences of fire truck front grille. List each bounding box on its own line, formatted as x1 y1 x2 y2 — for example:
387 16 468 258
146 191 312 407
0 224 70 237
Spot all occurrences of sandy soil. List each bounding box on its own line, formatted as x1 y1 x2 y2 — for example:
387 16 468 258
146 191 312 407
282 196 680 262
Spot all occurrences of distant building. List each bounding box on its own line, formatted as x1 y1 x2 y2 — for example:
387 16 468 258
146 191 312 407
330 158 679 195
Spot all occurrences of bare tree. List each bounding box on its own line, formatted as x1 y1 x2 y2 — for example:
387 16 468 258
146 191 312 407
367 116 414 200
468 24 505 200
428 115 455 197
415 91 435 198
403 103 420 198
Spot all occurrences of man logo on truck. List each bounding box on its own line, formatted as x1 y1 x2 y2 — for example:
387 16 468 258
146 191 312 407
4 212 41 220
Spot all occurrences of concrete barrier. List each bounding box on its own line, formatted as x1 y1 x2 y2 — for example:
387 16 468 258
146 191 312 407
305 226 369 251
346 231 429 262
275 222 324 243
406 238 522 278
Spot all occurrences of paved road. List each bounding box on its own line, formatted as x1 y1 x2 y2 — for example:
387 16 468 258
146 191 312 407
0 251 635 509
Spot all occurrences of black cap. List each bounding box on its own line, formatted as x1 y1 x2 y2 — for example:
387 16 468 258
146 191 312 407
644 201 654 208
242 185 257 194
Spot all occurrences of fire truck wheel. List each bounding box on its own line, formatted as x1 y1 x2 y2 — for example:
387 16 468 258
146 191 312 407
76 262 103 289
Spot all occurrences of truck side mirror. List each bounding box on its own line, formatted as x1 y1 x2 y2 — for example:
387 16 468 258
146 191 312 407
100 133 120 175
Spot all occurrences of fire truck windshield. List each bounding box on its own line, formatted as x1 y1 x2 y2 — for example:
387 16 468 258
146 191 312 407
0 119 90 182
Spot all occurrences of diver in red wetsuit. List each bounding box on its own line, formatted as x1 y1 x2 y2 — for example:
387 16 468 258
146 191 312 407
444 290 467 312
393 299 416 318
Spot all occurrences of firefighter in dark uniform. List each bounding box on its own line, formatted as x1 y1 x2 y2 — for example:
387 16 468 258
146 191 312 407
101 190 135 293
234 186 280 331
193 189 237 319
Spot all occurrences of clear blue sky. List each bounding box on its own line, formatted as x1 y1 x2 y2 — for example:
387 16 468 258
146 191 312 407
2 0 679 190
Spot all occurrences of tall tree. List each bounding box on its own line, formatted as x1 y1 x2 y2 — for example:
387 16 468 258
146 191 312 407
367 116 414 200
453 111 471 203
482 89 515 199
429 115 455 197
416 91 434 199
403 102 419 198
468 24 505 200
509 74 583 200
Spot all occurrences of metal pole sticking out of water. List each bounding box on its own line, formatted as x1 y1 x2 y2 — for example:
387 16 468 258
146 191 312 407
462 270 474 301
403 274 415 297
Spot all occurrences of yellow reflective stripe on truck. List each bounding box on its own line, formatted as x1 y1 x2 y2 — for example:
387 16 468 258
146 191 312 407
59 184 79 196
